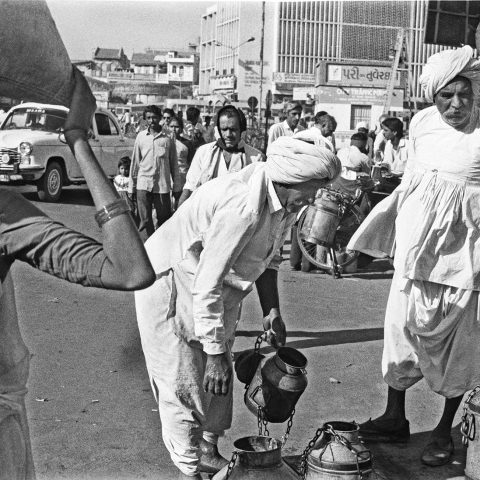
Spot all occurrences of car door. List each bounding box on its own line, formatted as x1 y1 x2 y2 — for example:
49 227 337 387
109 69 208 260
93 112 118 178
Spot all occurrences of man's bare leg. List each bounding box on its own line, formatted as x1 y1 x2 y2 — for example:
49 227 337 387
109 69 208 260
375 386 407 422
358 387 410 442
431 395 462 443
421 395 462 466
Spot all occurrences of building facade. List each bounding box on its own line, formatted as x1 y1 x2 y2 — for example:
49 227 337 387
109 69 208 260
130 49 199 85
199 1 452 131
92 47 130 73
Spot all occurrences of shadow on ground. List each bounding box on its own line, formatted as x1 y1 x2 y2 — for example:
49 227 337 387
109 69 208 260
22 186 94 206
234 327 384 358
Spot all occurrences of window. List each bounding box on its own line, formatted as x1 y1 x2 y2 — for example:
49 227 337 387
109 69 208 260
172 65 177 74
95 113 118 135
350 105 371 130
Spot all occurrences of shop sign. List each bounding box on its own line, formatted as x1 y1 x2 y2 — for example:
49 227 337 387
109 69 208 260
293 87 316 100
211 76 235 90
272 72 315 85
326 64 401 88
244 71 268 87
316 85 403 107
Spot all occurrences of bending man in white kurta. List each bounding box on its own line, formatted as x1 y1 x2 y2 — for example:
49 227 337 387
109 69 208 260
348 45 480 467
135 135 340 479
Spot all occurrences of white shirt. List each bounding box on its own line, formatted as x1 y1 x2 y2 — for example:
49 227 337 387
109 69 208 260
129 129 181 194
373 130 386 160
268 120 304 145
330 146 370 197
184 141 264 191
383 138 409 174
143 163 295 354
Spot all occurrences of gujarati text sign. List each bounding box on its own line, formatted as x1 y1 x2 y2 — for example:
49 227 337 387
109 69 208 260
326 64 401 88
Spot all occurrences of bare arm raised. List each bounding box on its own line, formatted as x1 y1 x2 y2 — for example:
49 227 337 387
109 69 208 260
64 68 155 290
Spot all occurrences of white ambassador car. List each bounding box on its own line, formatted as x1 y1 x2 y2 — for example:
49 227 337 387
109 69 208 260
0 103 135 202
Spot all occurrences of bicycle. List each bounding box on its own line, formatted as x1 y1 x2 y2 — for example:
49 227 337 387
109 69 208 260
296 187 370 278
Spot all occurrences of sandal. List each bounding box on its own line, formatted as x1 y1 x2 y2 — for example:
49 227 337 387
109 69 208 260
421 438 454 466
358 417 410 443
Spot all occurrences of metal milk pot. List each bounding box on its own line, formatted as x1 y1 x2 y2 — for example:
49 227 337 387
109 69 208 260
301 421 373 479
244 346 308 423
211 435 300 479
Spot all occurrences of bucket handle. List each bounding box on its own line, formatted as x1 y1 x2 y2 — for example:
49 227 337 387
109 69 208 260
253 331 267 355
299 422 371 480
462 385 480 446
224 451 238 480
249 384 267 408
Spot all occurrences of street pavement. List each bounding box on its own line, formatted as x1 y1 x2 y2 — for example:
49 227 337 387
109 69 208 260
9 185 471 479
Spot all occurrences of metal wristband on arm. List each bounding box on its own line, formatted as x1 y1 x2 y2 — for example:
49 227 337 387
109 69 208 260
94 199 131 227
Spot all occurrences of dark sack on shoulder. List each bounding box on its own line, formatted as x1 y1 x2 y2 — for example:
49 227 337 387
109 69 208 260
0 0 75 106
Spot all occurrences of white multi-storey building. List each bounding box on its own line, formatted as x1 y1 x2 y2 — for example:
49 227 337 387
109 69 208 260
199 1 464 129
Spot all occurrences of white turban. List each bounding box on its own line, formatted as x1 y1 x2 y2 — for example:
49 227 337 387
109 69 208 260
356 121 369 130
420 45 480 102
265 135 341 184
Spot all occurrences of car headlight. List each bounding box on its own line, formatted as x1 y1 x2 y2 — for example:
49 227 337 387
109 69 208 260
19 142 33 155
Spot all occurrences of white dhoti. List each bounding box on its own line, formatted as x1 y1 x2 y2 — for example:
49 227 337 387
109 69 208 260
135 267 238 476
383 270 480 398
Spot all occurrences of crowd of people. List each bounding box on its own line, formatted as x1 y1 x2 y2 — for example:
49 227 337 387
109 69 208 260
118 45 480 477
113 97 410 251
3 19 480 480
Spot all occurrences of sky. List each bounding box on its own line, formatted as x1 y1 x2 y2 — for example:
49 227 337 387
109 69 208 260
47 0 213 60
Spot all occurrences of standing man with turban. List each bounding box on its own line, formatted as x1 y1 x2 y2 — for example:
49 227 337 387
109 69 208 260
348 44 480 466
135 136 340 479
177 105 263 207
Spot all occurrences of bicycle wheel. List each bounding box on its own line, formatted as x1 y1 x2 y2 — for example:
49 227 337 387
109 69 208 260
297 203 364 273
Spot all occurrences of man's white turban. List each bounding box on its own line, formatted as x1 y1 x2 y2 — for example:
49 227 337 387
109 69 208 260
420 45 480 102
265 135 341 184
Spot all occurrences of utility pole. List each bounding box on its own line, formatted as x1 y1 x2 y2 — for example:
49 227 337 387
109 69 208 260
383 28 404 114
258 1 265 124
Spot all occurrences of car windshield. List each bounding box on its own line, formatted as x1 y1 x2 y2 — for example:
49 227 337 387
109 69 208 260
1 107 67 132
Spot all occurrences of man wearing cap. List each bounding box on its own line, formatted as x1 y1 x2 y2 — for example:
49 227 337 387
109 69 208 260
348 44 480 466
135 136 340 479
177 105 263 207
267 102 304 145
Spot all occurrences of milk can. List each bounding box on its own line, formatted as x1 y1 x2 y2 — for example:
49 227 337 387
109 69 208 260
211 435 300 479
243 338 308 424
461 386 480 480
299 189 348 248
300 421 373 480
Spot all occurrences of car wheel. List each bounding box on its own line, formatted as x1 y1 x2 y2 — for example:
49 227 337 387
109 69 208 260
37 161 63 202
